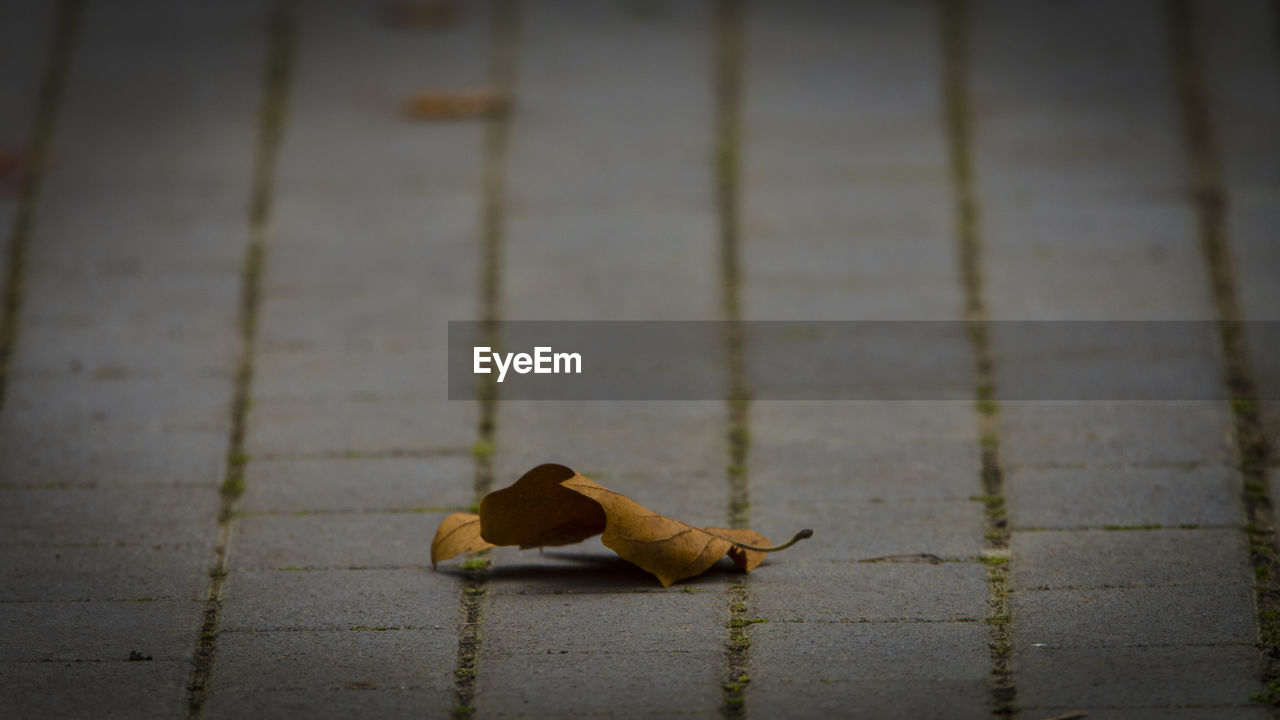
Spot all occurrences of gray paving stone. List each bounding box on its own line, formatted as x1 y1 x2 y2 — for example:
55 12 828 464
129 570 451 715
0 487 220 546
263 232 483 301
972 1 1215 320
501 213 720 322
491 6 725 694
205 629 455 719
240 456 474 514
245 397 475 457
1196 0 1280 196
201 1 498 714
1006 465 1243 530
19 270 240 329
752 498 984 561
255 294 458 355
0 0 55 288
751 401 980 502
750 561 988 623
11 318 239 380
0 0 268 710
221 567 458 632
749 621 990 720
999 402 1236 468
0 660 190 719
982 204 1214 321
0 600 203 662
1021 709 1268 720
1011 528 1252 590
0 543 209 602
483 590 725 655
1201 0 1280 444
253 350 441 403
991 323 1224 402
1010 585 1255 648
500 0 716 323
504 2 712 201
1016 644 1261 709
971 0 1184 200
207 688 453 720
0 424 227 487
742 0 957 323
483 6 732 709
1 374 231 431
477 591 724 717
0 2 53 140
493 402 725 469
230 512 437 570
24 3 260 278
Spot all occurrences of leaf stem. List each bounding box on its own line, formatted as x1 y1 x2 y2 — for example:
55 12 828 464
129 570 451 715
728 529 813 553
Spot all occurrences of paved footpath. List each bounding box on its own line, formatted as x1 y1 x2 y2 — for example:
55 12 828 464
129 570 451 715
1 1 1278 719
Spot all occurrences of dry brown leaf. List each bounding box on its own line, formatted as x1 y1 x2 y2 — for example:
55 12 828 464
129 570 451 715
405 89 507 120
383 1 459 29
478 463 606 548
429 512 495 568
431 463 811 586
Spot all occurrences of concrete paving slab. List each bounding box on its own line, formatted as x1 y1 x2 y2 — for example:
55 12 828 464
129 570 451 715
752 498 984 561
230 512 438 571
1015 644 1261 709
749 621 991 720
0 600 203 662
1021 709 1268 720
1011 528 1252 590
477 590 724 717
0 487 220 547
0 543 210 602
999 402 1236 468
240 456 474 514
0 659 190 719
1010 585 1255 648
221 567 457 632
750 560 988 623
245 397 474 457
205 629 455 718
0 424 227 488
1006 465 1243 530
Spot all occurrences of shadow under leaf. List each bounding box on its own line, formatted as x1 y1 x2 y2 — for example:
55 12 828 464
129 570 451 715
436 550 748 592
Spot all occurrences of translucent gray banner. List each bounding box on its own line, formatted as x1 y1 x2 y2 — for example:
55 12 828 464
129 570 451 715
447 321 1280 401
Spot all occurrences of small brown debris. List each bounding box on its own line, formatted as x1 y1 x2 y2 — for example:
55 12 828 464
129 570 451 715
383 1 459 29
405 89 507 120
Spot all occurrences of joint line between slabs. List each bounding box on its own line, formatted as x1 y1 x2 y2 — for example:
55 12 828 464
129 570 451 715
0 0 83 414
452 2 519 718
940 1 1017 716
185 2 298 717
715 2 753 719
1166 0 1280 710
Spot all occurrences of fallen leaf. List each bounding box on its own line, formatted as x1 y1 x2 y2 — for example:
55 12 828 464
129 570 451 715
429 512 495 569
405 89 507 120
432 463 812 586
383 0 459 29
478 465 606 548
